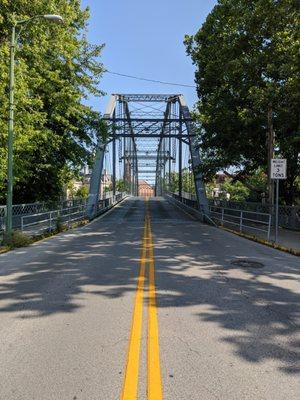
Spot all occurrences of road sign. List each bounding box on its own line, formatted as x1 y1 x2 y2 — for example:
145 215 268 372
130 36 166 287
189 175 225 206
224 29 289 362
271 159 287 243
271 159 287 180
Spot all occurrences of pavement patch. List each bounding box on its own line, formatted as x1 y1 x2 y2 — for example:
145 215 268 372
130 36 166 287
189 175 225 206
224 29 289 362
231 259 264 269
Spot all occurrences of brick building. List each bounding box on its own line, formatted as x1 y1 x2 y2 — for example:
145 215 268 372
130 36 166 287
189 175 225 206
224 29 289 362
139 180 154 197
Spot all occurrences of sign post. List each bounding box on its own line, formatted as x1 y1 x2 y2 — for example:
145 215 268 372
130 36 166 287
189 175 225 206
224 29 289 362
271 159 287 242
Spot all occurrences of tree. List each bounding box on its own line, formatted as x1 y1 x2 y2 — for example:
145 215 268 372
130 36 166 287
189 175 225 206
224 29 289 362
185 0 299 205
221 180 250 202
116 179 130 192
165 169 196 194
75 186 89 200
0 0 104 204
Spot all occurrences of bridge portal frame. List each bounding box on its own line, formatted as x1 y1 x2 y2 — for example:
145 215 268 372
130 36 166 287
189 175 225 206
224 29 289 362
87 94 209 220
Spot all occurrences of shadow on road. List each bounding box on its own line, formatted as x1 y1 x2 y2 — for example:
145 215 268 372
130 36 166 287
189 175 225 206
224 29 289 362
0 197 299 375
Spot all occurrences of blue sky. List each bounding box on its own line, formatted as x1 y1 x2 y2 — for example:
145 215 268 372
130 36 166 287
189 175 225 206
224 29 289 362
81 0 217 113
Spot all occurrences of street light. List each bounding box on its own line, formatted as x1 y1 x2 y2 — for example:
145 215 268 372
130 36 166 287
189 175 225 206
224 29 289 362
6 14 63 237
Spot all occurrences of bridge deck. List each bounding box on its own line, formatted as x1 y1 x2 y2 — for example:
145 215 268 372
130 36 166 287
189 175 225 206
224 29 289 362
0 197 299 399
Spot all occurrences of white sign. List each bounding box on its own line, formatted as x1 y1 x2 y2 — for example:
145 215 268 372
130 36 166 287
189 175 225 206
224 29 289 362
271 159 287 180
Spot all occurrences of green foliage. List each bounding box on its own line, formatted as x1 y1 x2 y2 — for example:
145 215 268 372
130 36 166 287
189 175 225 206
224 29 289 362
205 180 216 199
221 180 250 202
55 214 64 233
0 1 105 204
165 169 195 194
185 0 300 204
3 230 31 248
246 168 268 201
75 185 88 199
205 176 250 201
104 184 112 193
116 179 130 192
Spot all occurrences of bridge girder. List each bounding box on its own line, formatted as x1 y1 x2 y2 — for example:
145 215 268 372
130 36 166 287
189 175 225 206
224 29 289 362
87 93 209 220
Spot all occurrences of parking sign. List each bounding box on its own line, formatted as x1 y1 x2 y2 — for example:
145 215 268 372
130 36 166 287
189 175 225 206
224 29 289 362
271 159 287 180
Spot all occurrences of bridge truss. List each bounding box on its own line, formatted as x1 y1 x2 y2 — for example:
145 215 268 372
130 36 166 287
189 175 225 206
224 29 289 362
87 94 209 219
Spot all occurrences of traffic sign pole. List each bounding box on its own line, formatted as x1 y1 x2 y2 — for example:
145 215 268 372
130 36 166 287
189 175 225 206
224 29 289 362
275 179 279 243
271 158 287 243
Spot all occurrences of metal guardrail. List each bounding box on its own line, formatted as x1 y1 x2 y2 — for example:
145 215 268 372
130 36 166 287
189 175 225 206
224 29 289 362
0 198 87 233
168 192 199 210
169 193 299 232
209 205 272 241
209 199 300 231
0 192 126 239
167 192 272 240
21 204 87 235
93 193 125 217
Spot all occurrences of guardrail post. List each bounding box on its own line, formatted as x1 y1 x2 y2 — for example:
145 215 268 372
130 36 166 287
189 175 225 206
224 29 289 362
240 211 243 232
21 216 24 232
49 212 52 232
267 215 271 242
221 208 224 226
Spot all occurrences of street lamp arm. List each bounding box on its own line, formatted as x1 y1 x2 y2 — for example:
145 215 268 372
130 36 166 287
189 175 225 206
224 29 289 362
16 15 44 26
17 14 63 26
15 14 63 42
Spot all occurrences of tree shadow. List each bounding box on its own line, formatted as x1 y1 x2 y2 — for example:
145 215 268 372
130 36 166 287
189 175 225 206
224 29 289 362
0 197 299 376
149 219 300 375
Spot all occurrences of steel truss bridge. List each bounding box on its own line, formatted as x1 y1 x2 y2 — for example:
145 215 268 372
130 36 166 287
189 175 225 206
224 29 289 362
87 94 209 219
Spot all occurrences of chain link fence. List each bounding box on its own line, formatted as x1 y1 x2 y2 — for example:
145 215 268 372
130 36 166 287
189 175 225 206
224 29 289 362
0 193 126 240
209 199 300 231
169 192 300 231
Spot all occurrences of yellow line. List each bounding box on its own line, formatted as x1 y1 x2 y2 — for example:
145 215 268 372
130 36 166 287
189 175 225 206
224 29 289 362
146 209 163 400
121 218 148 400
121 198 163 399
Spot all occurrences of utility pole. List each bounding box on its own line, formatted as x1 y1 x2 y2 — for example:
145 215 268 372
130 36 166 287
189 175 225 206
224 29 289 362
6 23 16 237
178 114 183 199
267 105 275 206
5 14 63 237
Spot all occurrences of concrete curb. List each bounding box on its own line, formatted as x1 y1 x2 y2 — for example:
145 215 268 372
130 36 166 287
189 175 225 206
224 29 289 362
221 226 300 257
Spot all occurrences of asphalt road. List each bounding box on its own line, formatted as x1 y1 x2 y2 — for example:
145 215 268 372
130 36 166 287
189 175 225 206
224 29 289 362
0 197 299 400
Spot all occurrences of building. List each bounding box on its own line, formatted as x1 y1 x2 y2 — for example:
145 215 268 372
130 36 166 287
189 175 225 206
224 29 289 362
139 180 154 197
66 167 112 199
210 173 230 199
101 169 112 194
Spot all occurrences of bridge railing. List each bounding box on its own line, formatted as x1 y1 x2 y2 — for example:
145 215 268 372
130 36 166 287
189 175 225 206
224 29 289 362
167 193 300 231
20 204 87 236
0 192 126 240
209 205 271 241
167 192 272 241
209 199 300 231
0 198 87 232
94 192 125 217
168 192 199 210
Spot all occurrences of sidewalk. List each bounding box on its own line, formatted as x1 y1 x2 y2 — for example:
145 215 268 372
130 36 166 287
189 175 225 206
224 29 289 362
273 228 300 252
236 225 300 253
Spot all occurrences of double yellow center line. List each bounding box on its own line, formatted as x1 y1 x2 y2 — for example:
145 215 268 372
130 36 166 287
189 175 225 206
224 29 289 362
121 199 163 400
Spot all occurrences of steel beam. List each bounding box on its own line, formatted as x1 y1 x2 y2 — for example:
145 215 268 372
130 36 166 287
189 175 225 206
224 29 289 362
87 139 106 218
111 134 193 138
89 93 209 220
178 116 182 198
179 95 209 219
111 118 191 123
115 94 179 102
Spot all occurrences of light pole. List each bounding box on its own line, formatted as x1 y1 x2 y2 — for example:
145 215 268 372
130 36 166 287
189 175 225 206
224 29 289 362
6 14 63 237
